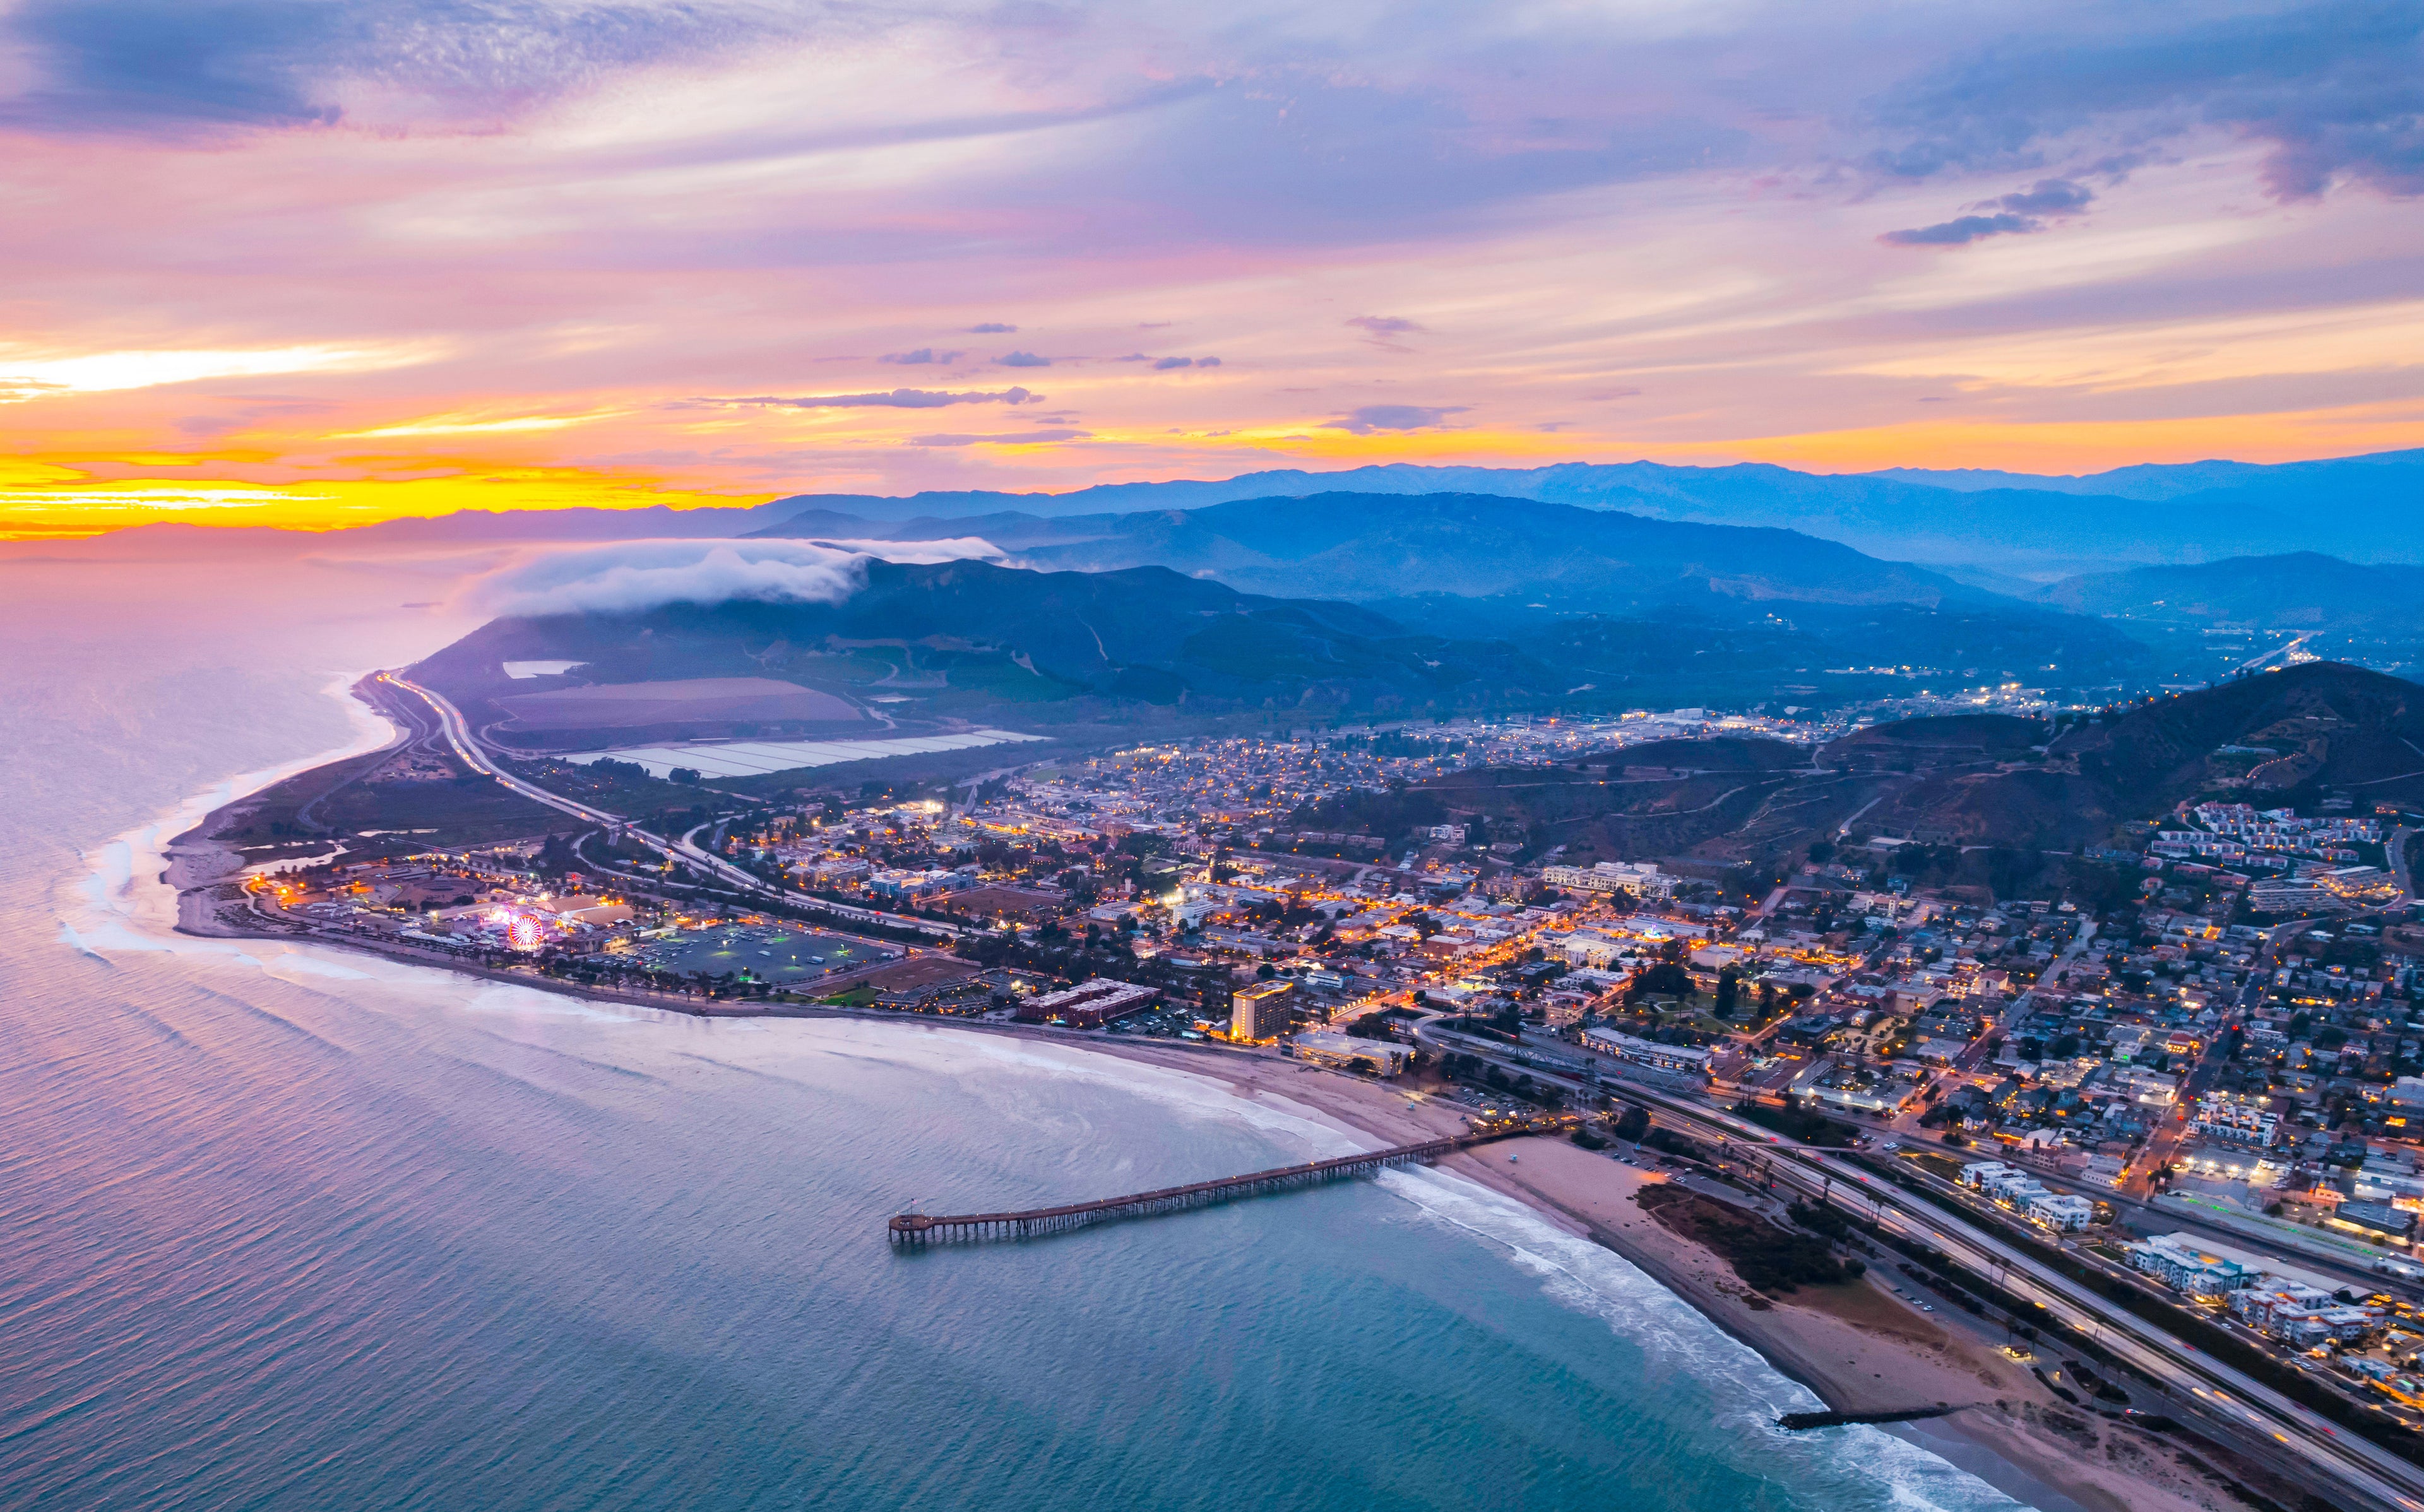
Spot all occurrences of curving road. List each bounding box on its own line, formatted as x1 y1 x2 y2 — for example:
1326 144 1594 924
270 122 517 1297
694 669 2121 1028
381 672 958 941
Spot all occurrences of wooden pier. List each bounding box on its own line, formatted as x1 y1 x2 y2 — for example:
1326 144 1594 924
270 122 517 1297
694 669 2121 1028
888 1118 1569 1246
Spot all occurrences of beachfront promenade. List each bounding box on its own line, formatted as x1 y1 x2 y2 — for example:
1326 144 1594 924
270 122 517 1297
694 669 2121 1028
889 1119 1574 1245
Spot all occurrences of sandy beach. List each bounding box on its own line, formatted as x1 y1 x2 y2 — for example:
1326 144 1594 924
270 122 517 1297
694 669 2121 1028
1059 1041 2293 1512
152 764 2274 1512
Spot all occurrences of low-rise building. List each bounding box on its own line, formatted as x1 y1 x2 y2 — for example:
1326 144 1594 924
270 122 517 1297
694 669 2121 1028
2190 1090 2281 1147
2026 1193 2096 1231
2124 1233 2262 1298
1542 861 1672 899
1016 978 1160 1029
1580 1027 1711 1088
1292 1032 1413 1077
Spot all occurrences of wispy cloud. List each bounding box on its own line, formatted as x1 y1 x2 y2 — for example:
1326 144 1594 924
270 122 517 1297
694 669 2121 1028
9 0 2424 532
904 428 1090 447
704 387 1041 409
1883 177 2096 247
1322 404 1470 434
1346 316 1424 351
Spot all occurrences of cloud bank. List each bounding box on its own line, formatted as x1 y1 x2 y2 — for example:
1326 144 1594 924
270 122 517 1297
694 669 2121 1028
461 536 1002 617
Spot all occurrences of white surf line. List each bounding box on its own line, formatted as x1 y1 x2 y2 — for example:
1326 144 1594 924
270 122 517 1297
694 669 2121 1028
61 670 401 956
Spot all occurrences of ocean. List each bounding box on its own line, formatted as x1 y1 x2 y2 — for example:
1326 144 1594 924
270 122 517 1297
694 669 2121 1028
0 548 2028 1511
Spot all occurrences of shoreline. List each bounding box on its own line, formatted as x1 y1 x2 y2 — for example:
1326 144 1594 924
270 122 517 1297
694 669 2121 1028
141 724 2269 1512
163 891 2259 1512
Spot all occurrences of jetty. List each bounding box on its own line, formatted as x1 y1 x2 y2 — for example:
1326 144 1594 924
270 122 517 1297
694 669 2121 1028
889 1117 1574 1246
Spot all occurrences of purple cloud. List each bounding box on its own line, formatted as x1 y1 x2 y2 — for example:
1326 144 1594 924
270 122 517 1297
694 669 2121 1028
1322 403 1470 434
1882 177 2093 246
1872 5 2424 201
1346 315 1424 351
1881 211 2039 246
880 348 961 365
995 350 1051 367
964 322 1017 333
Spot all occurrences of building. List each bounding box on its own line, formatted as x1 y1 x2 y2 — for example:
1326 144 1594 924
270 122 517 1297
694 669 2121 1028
1230 981 1295 1041
2329 1200 2416 1243
2228 1284 2382 1346
2123 1234 2262 1298
1579 1026 1711 1088
1541 861 1672 899
868 866 977 903
1292 1032 1413 1077
1561 931 1627 969
2190 1090 2281 1147
533 894 635 926
1015 978 1160 1029
2026 1193 2096 1231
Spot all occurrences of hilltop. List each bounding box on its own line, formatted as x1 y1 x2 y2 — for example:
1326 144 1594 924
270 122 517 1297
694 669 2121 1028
1843 663 2424 853
1367 664 2423 873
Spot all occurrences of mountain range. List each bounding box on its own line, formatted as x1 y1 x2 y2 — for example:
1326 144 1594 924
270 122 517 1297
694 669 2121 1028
414 558 1566 741
39 446 2419 582
412 545 2152 747
744 448 2424 574
753 492 1991 611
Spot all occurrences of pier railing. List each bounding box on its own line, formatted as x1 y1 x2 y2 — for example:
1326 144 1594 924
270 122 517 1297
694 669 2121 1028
888 1116 1572 1246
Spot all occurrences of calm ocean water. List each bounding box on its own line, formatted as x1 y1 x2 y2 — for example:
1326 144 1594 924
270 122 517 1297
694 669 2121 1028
0 551 2026 1511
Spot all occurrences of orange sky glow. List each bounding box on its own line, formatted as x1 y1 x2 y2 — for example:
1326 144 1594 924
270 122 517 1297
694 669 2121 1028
4 4 2421 539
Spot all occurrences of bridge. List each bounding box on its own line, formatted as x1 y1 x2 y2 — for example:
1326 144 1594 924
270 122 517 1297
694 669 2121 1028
888 1117 1574 1246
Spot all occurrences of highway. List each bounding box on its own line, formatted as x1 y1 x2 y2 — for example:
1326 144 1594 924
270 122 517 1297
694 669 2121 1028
1411 1014 2424 1511
379 672 960 942
1625 1080 2424 1512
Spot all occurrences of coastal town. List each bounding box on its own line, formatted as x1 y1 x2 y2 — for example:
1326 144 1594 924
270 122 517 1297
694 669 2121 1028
184 674 2424 1512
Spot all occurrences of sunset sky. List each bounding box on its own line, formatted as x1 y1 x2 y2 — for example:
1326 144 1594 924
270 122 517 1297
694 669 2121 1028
4 0 2422 537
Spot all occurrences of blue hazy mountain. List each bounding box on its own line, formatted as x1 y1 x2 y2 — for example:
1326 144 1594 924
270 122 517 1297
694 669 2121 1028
2033 552 2424 637
757 448 2424 573
756 492 1996 611
60 447 2418 578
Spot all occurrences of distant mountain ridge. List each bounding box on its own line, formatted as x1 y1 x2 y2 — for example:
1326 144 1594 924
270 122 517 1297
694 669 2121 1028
752 447 2424 572
413 557 1574 739
37 446 2419 577
2032 553 2424 637
752 491 1994 611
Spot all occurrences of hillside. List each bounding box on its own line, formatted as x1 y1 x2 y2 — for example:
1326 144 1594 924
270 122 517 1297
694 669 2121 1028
2033 553 2424 638
1847 663 2424 851
2062 662 2424 806
749 492 2152 695
410 558 1572 747
1298 740 1813 865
